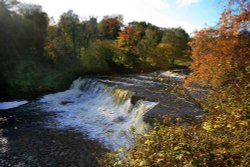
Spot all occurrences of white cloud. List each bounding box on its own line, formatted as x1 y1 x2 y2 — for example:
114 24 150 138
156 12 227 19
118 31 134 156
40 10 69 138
19 0 170 24
177 0 200 7
143 0 169 10
19 0 204 34
19 0 168 20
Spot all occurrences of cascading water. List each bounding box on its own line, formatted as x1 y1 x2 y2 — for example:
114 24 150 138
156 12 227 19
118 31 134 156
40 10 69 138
1 71 203 166
39 78 158 149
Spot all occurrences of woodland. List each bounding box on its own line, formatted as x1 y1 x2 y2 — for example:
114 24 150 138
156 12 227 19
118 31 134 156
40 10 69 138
0 0 190 98
0 0 249 166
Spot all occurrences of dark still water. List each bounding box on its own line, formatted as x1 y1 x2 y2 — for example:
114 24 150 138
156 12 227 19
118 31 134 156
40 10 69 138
0 71 203 166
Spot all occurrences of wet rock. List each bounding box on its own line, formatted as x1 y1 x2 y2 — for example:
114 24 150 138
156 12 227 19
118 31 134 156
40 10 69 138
131 95 145 105
27 156 33 161
60 101 74 105
113 116 125 123
14 162 25 167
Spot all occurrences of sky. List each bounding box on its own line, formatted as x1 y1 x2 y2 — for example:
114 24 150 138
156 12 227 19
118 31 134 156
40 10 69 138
19 0 225 34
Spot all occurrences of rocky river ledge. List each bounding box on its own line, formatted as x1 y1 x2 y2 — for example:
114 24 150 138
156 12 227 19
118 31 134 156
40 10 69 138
0 71 204 167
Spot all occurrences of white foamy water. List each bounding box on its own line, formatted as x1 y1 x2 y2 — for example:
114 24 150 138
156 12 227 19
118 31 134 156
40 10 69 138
39 78 158 149
160 71 186 81
0 101 28 110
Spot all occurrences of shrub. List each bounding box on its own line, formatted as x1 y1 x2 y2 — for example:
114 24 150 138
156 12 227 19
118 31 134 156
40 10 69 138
99 75 249 166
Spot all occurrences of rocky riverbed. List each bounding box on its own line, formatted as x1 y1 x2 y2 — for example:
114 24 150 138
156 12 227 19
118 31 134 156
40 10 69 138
0 71 204 167
0 103 106 167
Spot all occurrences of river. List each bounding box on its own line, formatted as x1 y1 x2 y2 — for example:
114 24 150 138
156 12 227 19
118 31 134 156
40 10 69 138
0 71 203 167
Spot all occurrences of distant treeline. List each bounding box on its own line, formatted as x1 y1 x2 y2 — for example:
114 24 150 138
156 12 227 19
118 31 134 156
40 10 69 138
0 0 190 98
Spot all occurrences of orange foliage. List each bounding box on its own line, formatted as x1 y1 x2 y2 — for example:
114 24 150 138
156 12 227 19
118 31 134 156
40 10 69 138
186 0 250 86
100 15 123 39
117 26 139 52
219 0 250 36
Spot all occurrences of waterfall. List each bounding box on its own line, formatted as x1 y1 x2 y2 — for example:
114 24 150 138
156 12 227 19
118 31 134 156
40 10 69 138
39 78 158 149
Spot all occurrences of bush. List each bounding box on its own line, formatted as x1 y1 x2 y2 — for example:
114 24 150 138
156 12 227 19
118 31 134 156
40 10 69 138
99 1 250 166
99 69 249 167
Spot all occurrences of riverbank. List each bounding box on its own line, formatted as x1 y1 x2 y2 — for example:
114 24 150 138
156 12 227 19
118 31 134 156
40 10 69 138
0 71 197 166
0 103 107 167
0 64 189 101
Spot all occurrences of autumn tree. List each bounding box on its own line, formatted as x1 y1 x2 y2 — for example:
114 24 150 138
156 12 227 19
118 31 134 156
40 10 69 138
98 15 123 39
117 22 149 70
187 0 250 86
100 1 249 166
118 26 136 50
117 22 190 71
46 24 63 63
117 26 139 69
118 21 149 53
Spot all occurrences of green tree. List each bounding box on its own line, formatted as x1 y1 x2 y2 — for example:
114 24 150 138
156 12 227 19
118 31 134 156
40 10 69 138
58 10 80 57
80 17 98 48
81 40 121 74
161 28 190 66
19 3 49 57
136 26 163 69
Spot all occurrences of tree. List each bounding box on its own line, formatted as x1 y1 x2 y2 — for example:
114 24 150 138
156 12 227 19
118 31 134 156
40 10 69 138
118 26 137 49
0 0 18 10
117 26 141 69
46 24 63 63
0 1 54 96
117 21 190 71
186 0 250 86
0 0 20 94
58 10 80 57
117 22 164 71
81 40 121 74
136 26 162 69
80 17 98 48
98 15 123 39
160 28 190 66
19 3 49 57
